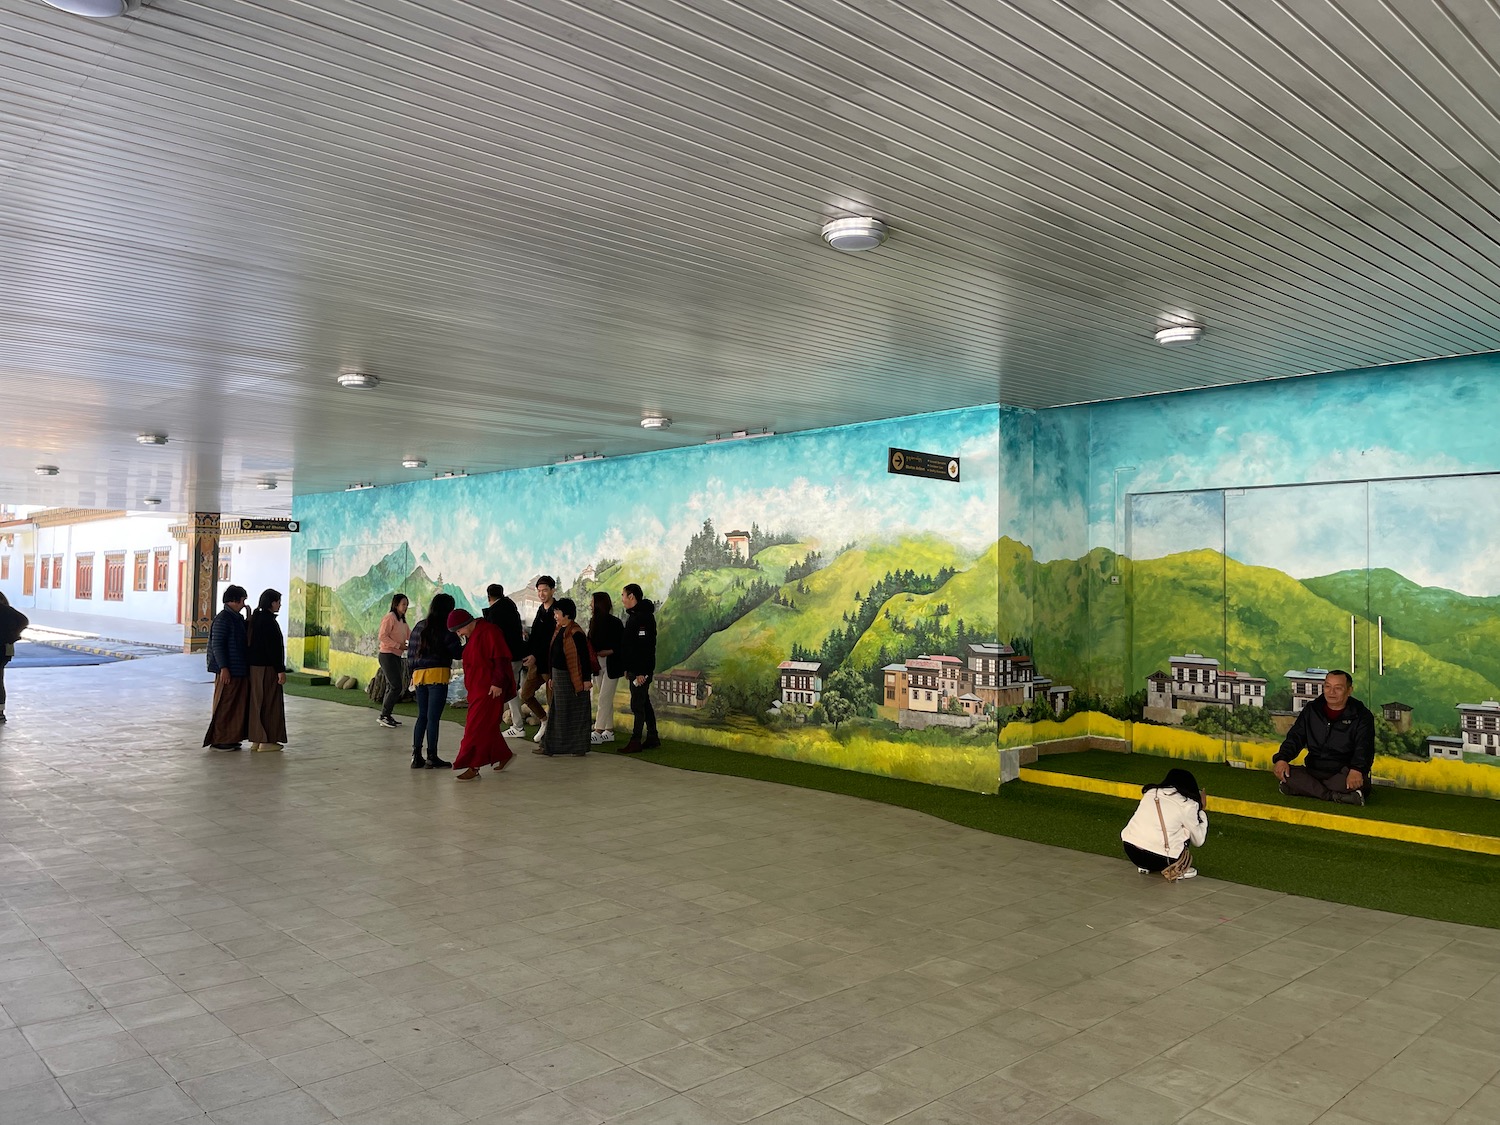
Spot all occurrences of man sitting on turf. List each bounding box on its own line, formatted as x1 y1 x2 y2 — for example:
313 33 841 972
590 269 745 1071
1272 669 1375 806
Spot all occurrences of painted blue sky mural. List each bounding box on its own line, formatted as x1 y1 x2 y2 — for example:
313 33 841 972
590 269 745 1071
295 405 1012 595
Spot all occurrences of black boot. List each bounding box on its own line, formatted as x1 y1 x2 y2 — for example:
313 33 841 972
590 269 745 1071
427 755 451 769
411 751 425 769
641 732 662 750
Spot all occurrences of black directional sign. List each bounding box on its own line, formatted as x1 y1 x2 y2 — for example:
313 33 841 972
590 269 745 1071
239 519 300 533
888 448 960 483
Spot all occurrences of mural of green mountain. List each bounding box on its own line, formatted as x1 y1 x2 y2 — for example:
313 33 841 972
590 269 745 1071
656 546 803 671
848 538 1011 669
1306 568 1500 691
1033 546 1126 694
1135 551 1500 725
329 547 477 654
679 535 973 675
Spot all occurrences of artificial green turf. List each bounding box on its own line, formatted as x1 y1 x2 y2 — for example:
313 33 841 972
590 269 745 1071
1030 750 1500 837
284 682 1500 929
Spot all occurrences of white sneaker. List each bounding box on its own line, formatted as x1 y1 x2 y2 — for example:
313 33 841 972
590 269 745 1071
599 729 614 742
533 722 547 744
1177 868 1198 880
589 731 605 744
503 726 526 738
1136 867 1150 874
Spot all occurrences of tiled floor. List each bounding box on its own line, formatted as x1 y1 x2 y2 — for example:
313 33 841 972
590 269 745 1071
2 656 1499 1124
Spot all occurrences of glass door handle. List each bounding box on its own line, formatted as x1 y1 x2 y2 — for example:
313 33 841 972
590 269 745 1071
1350 615 1356 676
1378 616 1384 675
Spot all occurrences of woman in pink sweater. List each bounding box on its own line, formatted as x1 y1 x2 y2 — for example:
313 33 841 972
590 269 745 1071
377 594 411 728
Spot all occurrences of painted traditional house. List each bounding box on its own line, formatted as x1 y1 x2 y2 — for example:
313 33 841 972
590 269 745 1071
1285 668 1332 714
725 529 751 561
1381 701 1413 732
1427 735 1465 760
657 669 710 708
1145 655 1265 714
1458 700 1500 757
880 663 909 720
904 654 965 713
965 642 1032 708
778 660 824 706
1031 676 1074 716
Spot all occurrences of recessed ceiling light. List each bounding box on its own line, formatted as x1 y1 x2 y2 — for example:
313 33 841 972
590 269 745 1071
34 465 60 477
401 457 427 470
709 429 775 443
640 415 672 431
337 371 380 390
40 0 139 17
557 453 605 464
136 433 169 446
255 479 278 491
433 470 468 480
142 497 162 506
821 217 888 252
346 482 375 491
1154 324 1204 346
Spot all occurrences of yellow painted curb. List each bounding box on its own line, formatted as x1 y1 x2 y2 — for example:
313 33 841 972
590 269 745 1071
1017 768 1500 857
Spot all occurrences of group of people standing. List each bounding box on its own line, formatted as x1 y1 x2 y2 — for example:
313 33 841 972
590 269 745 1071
374 575 660 780
202 585 288 751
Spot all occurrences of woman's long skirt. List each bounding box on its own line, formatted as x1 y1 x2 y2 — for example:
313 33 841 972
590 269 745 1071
543 682 592 756
453 693 514 770
203 676 250 746
248 666 287 744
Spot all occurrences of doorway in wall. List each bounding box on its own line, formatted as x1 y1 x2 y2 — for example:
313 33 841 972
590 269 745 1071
304 549 333 671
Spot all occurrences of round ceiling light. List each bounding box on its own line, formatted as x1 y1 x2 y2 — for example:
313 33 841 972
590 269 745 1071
1154 324 1204 346
821 217 888 252
142 497 163 506
255 479 278 491
640 415 672 431
34 465 60 477
137 432 169 446
337 371 380 390
401 457 427 469
40 0 139 17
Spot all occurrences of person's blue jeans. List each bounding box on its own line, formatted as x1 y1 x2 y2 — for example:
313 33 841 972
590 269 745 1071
413 682 449 758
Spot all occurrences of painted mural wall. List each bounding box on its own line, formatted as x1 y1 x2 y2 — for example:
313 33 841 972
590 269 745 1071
1048 354 1500 798
291 406 1030 793
291 351 1500 799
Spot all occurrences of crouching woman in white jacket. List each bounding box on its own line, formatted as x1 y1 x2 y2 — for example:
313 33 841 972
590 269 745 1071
1121 768 1208 881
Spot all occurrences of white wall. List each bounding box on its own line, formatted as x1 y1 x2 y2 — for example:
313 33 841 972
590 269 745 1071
2 514 291 626
27 516 182 620
0 527 34 605
217 537 292 610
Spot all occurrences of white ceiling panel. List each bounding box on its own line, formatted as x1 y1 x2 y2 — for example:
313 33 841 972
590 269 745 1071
4 0 1500 513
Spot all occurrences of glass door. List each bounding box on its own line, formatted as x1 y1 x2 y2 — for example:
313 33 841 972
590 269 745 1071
304 548 333 671
1126 489 1229 761
1368 474 1500 760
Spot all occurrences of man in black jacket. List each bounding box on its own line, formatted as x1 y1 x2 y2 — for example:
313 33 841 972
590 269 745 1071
1272 669 1375 805
619 583 659 753
519 576 556 739
483 583 528 738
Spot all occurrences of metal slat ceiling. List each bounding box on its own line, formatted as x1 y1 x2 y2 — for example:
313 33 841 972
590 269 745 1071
4 0 1500 514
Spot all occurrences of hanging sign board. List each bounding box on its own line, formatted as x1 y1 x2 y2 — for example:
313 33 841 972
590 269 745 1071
888 448 960 483
239 519 300 533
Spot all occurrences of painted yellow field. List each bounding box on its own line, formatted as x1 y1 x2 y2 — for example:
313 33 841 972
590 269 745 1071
656 718 999 793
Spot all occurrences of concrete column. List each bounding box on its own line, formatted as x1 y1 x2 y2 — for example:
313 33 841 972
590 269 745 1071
183 512 220 653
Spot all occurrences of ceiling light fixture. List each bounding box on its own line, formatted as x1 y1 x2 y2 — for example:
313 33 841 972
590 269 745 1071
40 0 140 18
433 470 468 480
337 371 380 390
557 453 605 464
1154 324 1204 346
346 482 375 491
255 479 278 491
142 497 162 506
401 457 427 470
709 429 776 443
821 216 888 252
34 465 60 477
136 432 169 446
640 415 672 431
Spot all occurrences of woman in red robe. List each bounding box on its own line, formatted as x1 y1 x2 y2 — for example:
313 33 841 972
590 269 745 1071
446 609 517 780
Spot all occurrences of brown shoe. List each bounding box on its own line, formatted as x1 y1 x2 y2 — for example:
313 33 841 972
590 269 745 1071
619 740 644 754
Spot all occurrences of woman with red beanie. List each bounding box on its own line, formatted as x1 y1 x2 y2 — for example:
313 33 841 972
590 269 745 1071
446 608 517 780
